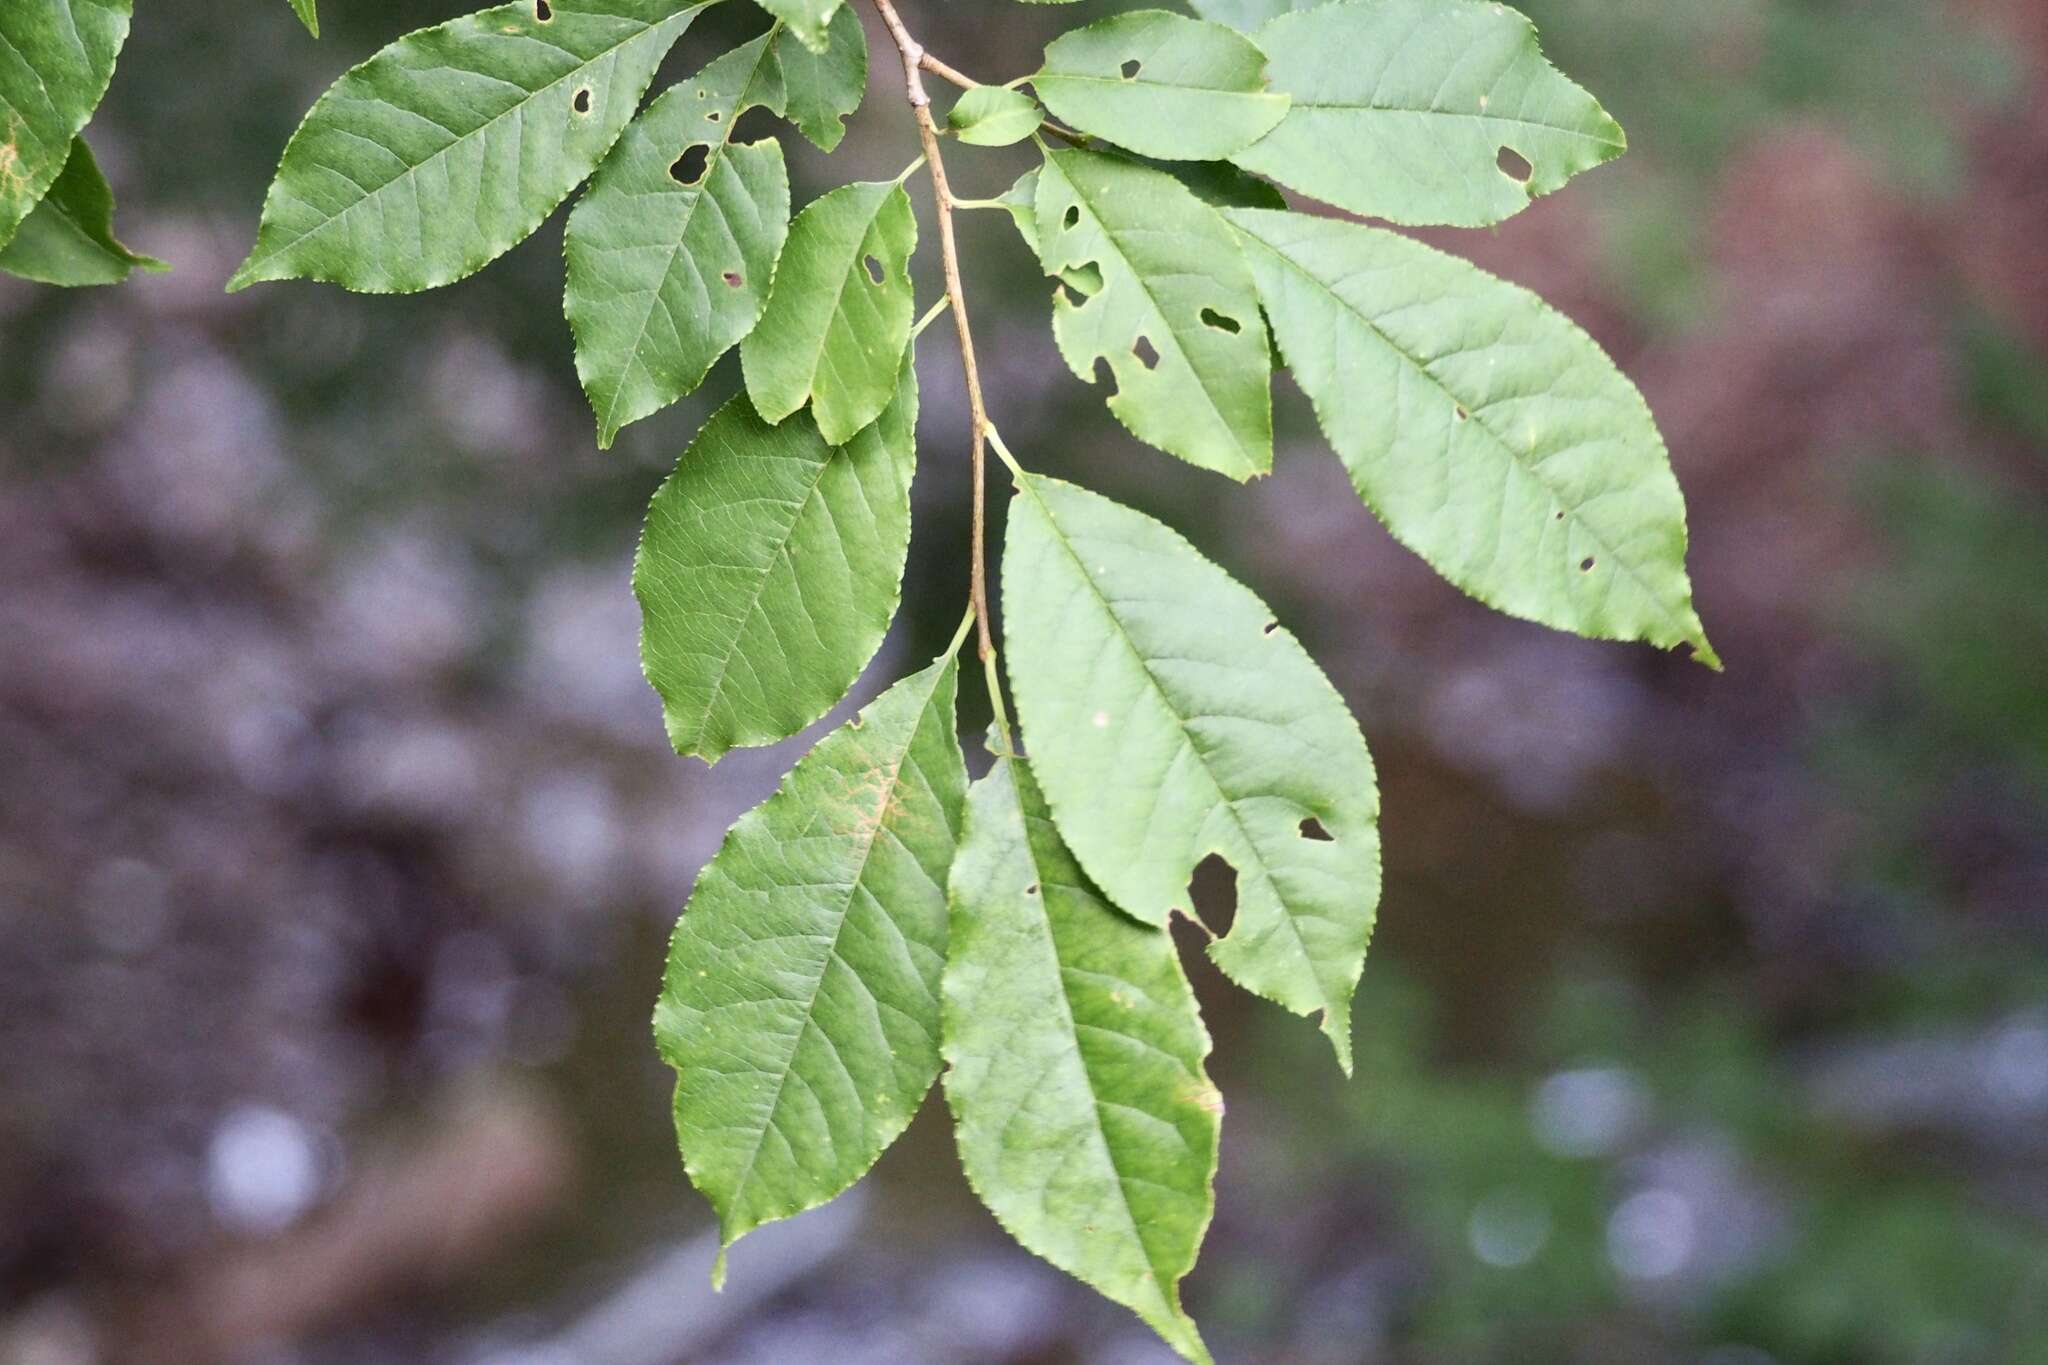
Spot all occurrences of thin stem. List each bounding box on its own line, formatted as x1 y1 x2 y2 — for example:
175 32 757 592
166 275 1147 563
912 295 953 339
870 0 996 664
943 601 978 660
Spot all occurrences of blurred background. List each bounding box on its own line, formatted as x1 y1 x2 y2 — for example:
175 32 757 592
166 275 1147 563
4 0 2047 1361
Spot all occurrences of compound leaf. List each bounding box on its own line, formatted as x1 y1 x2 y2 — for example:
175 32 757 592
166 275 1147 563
0 0 132 250
945 757 1219 1365
1231 0 1625 227
1033 147 1271 481
945 85 1043 147
0 138 163 286
636 353 917 762
565 35 792 447
229 0 706 294
1003 473 1380 1071
742 178 916 445
770 7 866 152
1033 9 1286 161
1227 208 1716 664
752 0 841 54
656 653 967 1275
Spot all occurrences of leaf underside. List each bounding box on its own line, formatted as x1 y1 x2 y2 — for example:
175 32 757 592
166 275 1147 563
636 353 918 762
0 0 133 250
230 0 705 293
946 757 1219 1365
656 655 967 1273
0 138 162 286
1003 473 1381 1072
1227 208 1715 664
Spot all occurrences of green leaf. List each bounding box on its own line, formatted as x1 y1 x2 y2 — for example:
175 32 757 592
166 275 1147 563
655 654 967 1276
636 352 917 761
564 36 792 447
1003 473 1380 1071
770 7 866 153
1226 208 1716 665
0 0 133 250
1184 0 1316 30
1033 147 1271 481
752 0 841 54
0 138 163 286
945 757 1219 1365
1230 0 1625 228
1032 9 1287 161
945 86 1043 148
741 178 916 445
228 0 706 294
288 0 319 38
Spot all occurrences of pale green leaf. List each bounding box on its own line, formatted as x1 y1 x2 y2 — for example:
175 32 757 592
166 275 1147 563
564 36 792 447
0 0 132 249
1033 148 1271 481
288 0 319 38
945 757 1219 1365
1231 0 1626 227
1184 0 1317 30
1033 9 1287 161
1003 473 1380 1070
770 7 866 153
1227 208 1716 665
228 0 706 294
945 86 1043 147
741 178 916 445
753 0 841 54
656 654 967 1274
636 353 917 761
0 138 163 286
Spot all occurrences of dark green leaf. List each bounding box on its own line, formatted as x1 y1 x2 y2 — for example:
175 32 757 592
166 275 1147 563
0 138 162 286
0 0 132 249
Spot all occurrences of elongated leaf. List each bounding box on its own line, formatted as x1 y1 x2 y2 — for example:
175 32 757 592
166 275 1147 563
946 86 1043 148
0 138 162 286
1033 10 1286 161
0 0 132 249
1227 208 1716 665
1034 148 1271 480
636 353 917 761
741 179 916 445
565 36 792 447
288 0 319 37
753 0 841 54
771 7 866 153
945 757 1219 1365
1231 0 1625 228
656 655 967 1276
1003 473 1380 1070
229 0 705 294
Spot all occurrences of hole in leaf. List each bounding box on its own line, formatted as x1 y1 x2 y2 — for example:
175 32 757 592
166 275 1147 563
1673 641 1696 661
1497 146 1533 182
1133 335 1160 370
1200 308 1242 335
1121 59 1142 80
1580 556 1596 572
1554 509 1566 521
670 144 710 185
864 254 885 286
573 88 592 115
1262 620 1279 636
1299 816 1334 842
707 109 722 123
1063 262 1104 298
1063 204 1080 230
1189 854 1237 935
1025 883 1040 896
1454 404 1469 422
534 0 552 20
1092 356 1114 387
723 270 743 287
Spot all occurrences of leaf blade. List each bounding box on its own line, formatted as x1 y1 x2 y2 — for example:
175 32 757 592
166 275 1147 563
0 0 133 250
0 138 163 286
1002 473 1380 1070
770 6 867 152
945 757 1218 1365
945 85 1043 148
752 0 842 53
1227 207 1715 664
288 0 319 38
635 354 918 761
656 654 968 1267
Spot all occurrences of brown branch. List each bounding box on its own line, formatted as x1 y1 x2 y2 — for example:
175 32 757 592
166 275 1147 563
869 0 996 662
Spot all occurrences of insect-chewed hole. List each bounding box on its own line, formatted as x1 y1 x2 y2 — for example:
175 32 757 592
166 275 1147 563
1025 883 1041 896
864 254 885 286
1200 307 1242 335
572 88 592 115
723 270 743 287
1063 204 1081 230
1554 509 1566 521
1673 641 1696 661
1454 404 1469 422
534 0 552 20
1299 816 1335 842
670 144 710 185
1262 620 1280 636
1121 59 1142 80
1580 556 1596 572
1497 146 1533 182
1132 335 1160 370
707 109 723 123
1189 853 1237 934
